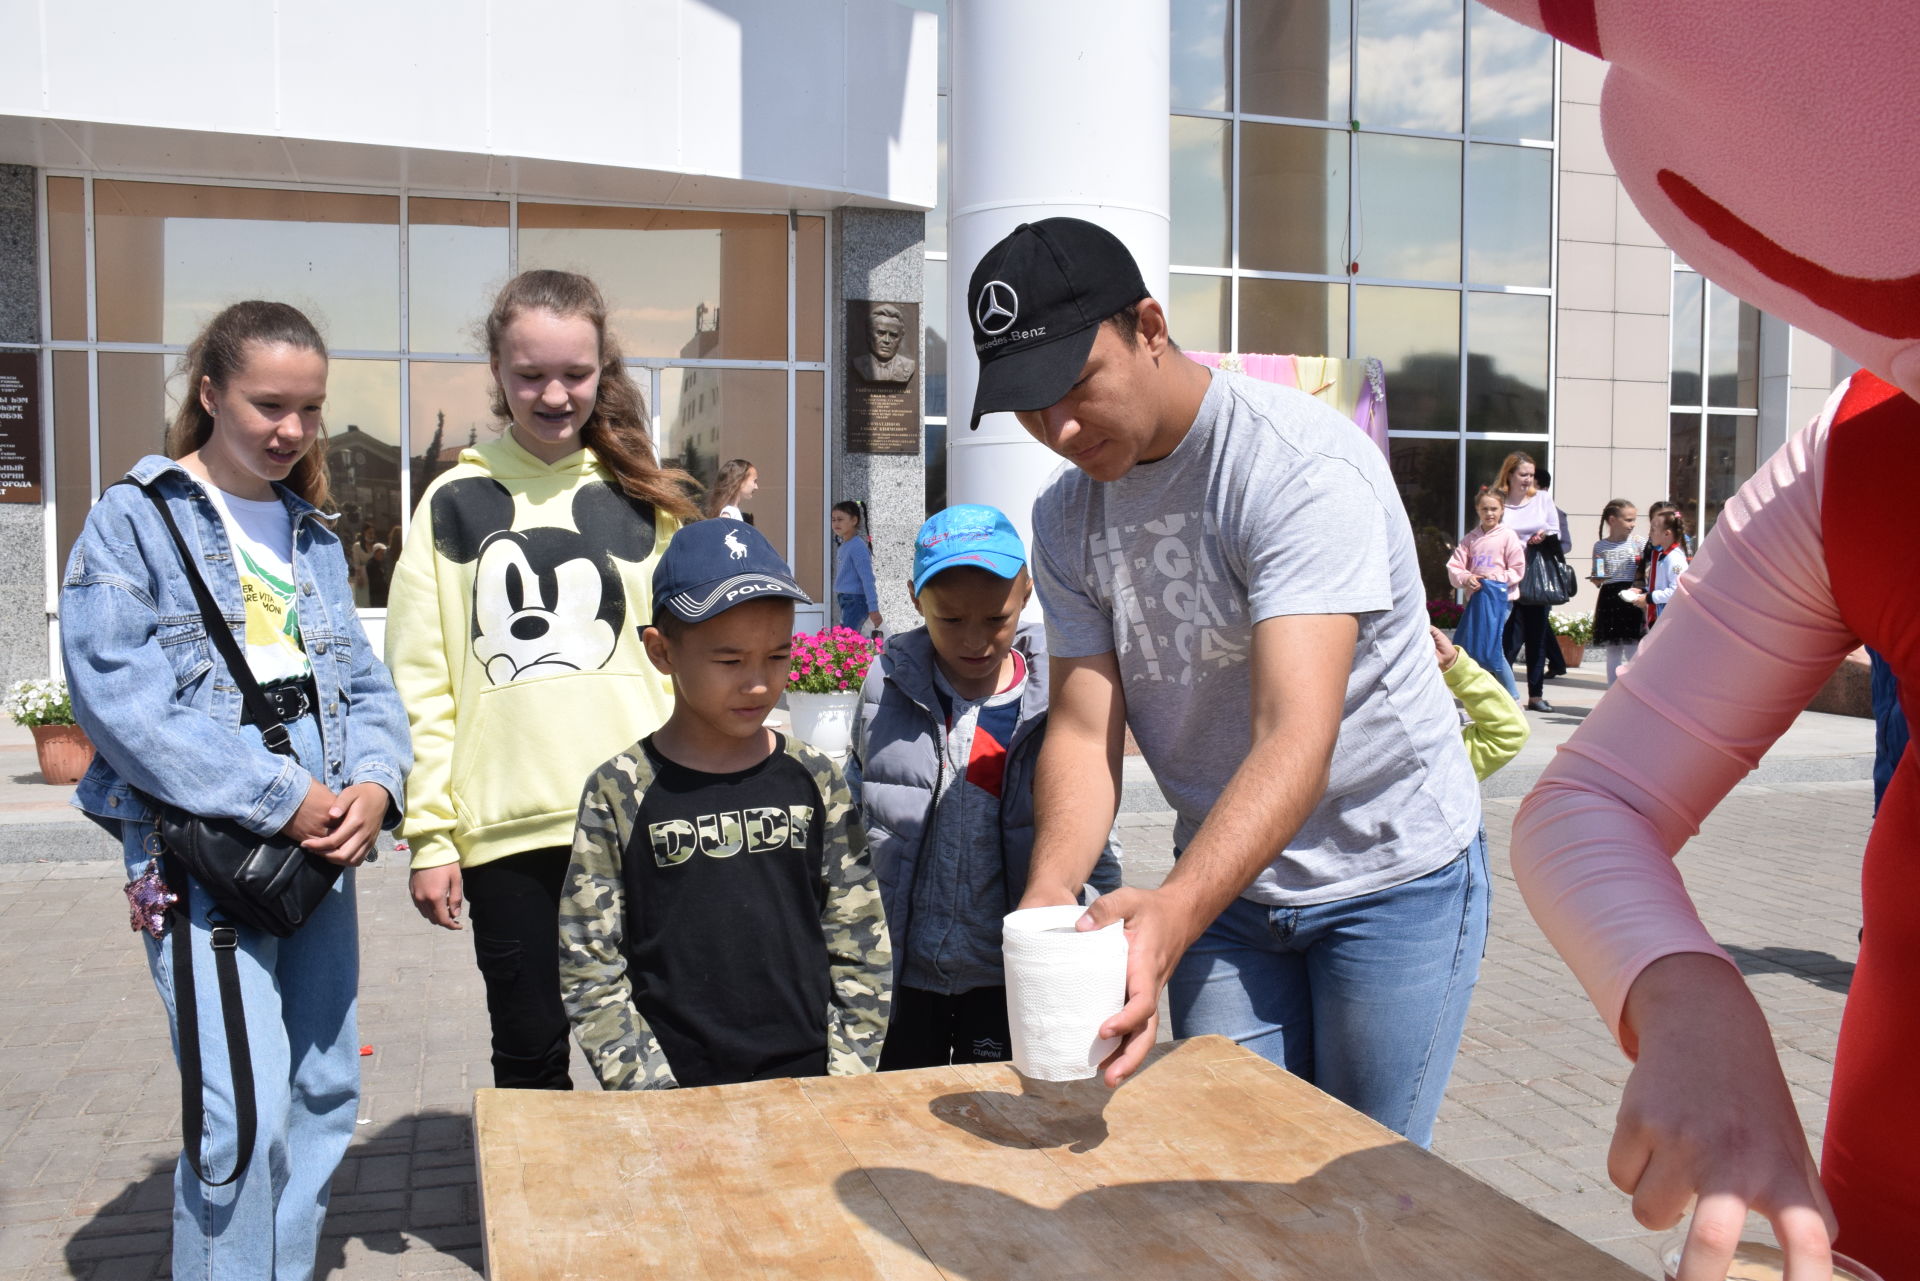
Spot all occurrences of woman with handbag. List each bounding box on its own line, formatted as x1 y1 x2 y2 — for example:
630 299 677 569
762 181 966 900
1492 450 1564 712
61 300 410 1279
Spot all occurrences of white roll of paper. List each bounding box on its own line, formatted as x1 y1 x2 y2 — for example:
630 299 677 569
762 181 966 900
1001 905 1128 1081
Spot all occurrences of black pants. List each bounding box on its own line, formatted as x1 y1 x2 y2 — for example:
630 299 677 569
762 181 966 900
1504 602 1550 698
878 985 1012 1071
463 846 574 1090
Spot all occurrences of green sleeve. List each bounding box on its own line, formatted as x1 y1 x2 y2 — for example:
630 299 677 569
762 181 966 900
1444 651 1531 781
798 742 892 1074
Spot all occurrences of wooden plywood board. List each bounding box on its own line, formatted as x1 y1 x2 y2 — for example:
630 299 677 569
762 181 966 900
476 1036 1643 1280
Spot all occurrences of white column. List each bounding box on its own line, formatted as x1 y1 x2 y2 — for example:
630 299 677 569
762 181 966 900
946 0 1170 548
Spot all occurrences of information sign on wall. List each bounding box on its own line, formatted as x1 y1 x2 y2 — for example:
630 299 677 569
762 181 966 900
0 351 42 503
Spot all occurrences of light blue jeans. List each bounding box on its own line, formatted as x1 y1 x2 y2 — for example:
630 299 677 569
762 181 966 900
1167 833 1488 1148
120 711 360 1280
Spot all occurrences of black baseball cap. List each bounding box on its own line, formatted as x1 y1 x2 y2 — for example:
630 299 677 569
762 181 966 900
966 217 1150 429
651 518 811 625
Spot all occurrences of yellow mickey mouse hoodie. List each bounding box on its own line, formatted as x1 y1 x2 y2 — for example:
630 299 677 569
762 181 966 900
385 434 679 871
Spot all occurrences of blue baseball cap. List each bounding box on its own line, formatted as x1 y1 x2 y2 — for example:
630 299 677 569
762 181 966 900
651 518 811 625
912 505 1028 594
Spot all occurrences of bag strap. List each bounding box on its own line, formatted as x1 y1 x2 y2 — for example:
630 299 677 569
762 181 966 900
119 479 293 757
166 850 258 1187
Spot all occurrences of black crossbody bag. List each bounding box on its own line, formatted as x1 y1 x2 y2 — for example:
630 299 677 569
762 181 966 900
123 478 344 1187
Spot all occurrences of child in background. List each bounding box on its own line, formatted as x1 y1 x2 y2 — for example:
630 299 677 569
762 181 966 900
846 505 1121 1069
832 500 881 633
1447 490 1526 696
559 519 890 1089
1641 508 1691 624
1589 499 1645 685
705 457 758 521
1430 626 1530 781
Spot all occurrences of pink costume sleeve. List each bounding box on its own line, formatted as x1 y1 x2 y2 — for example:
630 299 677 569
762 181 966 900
1511 393 1858 1056
1446 531 1480 590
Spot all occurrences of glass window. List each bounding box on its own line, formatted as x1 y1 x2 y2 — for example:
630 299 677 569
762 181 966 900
1707 281 1760 409
408 361 502 510
1464 438 1536 537
1240 123 1348 275
1356 134 1460 282
323 361 403 605
1466 292 1548 434
1670 270 1704 405
53 351 90 568
1242 0 1350 122
924 265 948 419
1467 2 1554 139
797 216 826 362
659 368 790 554
1357 285 1459 431
1170 273 1232 353
1389 436 1460 601
48 178 87 342
1240 279 1347 357
409 198 508 356
518 206 789 361
1704 413 1757 536
97 352 174 488
1466 144 1550 287
796 371 828 597
1669 411 1702 532
1357 0 1463 132
92 181 400 349
924 420 948 520
1171 116 1232 268
1171 0 1233 113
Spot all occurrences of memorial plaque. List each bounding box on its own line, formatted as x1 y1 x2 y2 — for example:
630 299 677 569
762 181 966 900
846 300 920 455
0 351 42 503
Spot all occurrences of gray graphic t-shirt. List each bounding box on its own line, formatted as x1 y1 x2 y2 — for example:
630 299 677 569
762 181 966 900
1032 368 1479 906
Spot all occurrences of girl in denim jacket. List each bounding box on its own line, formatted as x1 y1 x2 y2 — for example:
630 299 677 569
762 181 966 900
61 301 410 1281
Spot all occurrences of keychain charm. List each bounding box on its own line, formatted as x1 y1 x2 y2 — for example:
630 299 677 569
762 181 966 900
124 856 177 940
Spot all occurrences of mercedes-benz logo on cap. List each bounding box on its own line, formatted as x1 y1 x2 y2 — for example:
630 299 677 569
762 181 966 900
975 281 1018 336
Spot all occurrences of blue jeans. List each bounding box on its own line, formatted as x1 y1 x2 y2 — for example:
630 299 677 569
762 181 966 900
838 592 869 631
1167 833 1489 1148
120 711 360 1280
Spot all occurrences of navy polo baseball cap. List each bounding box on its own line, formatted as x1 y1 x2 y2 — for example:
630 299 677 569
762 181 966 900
651 518 811 625
966 217 1151 430
912 504 1027 594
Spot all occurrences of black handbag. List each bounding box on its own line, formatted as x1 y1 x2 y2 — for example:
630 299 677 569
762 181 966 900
127 479 342 938
1517 537 1578 607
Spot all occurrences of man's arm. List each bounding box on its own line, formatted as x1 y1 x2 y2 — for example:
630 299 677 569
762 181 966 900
1077 612 1357 1086
1019 650 1129 907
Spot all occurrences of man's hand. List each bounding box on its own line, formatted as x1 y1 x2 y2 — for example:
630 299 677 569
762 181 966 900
1073 883 1211 1087
410 863 464 930
302 782 390 865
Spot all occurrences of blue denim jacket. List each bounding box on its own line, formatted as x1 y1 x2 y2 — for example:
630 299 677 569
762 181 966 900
61 455 411 837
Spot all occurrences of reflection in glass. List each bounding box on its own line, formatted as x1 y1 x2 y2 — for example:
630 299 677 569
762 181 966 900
53 351 90 568
97 352 173 488
1357 0 1463 132
92 181 400 349
408 362 503 512
1467 144 1551 286
518 206 788 361
1466 293 1548 434
659 368 790 560
1171 0 1232 112
1707 282 1760 409
1390 436 1460 601
1704 413 1757 537
925 266 948 419
1170 274 1232 353
1356 134 1460 282
925 420 948 521
1669 411 1702 532
1357 285 1459 431
1241 123 1347 275
48 178 86 342
1240 279 1347 358
1242 0 1349 122
1171 116 1232 267
796 371 828 597
409 198 509 356
798 216 827 362
927 96 949 254
323 361 402 606
1670 270 1704 405
1468 2 1554 138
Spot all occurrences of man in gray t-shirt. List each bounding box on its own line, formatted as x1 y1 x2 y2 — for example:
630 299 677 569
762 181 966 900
965 218 1485 1147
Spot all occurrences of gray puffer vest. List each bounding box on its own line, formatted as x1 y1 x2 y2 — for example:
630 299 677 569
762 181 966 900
845 623 1123 962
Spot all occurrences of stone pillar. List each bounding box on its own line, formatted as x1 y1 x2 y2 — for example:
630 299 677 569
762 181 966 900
0 165 44 688
831 206 925 631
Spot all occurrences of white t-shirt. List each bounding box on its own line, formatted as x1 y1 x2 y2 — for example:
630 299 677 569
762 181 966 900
718 504 743 521
200 481 311 684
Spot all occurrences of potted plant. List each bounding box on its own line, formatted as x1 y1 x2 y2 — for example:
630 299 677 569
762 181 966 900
785 627 884 758
1548 611 1593 668
1426 598 1464 631
5 677 95 785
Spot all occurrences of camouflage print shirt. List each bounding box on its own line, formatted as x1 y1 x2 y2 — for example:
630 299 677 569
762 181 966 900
560 732 891 1090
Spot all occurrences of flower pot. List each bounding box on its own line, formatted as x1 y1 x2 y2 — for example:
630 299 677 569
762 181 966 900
30 724 95 785
1555 634 1584 668
786 691 860 758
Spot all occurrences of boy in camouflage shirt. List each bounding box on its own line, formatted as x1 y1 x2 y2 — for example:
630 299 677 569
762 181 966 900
559 519 890 1089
